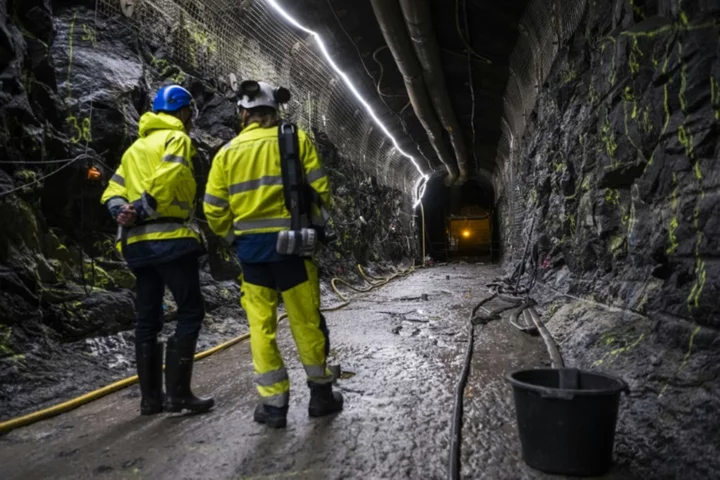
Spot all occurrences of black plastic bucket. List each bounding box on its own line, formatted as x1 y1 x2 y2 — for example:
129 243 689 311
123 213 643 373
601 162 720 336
506 368 629 476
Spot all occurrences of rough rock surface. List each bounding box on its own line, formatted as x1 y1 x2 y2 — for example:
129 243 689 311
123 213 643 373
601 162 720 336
0 1 416 420
501 1 720 477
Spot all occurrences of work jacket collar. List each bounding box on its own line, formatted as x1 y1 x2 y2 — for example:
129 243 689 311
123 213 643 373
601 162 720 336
239 122 279 136
138 112 188 137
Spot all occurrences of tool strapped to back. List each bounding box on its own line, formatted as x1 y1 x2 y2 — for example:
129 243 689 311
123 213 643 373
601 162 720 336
278 120 307 230
276 120 319 256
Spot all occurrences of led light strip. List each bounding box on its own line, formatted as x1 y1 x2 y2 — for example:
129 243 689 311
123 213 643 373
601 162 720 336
265 0 429 207
414 175 428 208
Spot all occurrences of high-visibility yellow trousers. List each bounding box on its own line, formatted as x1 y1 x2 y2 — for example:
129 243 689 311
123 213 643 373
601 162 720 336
240 257 333 407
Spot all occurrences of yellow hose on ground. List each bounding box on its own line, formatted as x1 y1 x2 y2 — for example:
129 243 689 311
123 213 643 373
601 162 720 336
0 263 416 435
0 332 251 435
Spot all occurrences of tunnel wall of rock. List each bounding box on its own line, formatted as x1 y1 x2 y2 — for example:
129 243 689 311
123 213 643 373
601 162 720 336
0 0 416 418
496 0 720 475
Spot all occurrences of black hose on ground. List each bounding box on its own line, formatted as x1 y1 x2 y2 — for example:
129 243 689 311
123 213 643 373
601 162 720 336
448 293 498 480
508 301 537 334
449 257 563 479
528 306 564 368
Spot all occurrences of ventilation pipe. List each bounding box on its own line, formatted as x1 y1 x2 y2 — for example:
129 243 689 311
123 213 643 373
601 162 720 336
369 0 459 185
398 0 469 185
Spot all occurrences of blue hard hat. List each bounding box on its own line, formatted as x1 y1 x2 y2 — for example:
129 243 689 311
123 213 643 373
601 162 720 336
152 85 193 113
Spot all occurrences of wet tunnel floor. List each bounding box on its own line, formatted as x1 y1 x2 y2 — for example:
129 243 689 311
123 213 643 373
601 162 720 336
0 265 634 479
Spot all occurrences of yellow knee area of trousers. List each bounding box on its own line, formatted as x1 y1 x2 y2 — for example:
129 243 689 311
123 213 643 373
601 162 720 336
257 379 290 398
281 261 327 369
241 281 284 374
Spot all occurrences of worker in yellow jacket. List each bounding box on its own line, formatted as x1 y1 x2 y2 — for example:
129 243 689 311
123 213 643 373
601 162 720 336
101 85 213 416
204 80 342 428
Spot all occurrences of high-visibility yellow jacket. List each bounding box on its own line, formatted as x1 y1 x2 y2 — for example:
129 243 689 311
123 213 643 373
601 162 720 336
203 122 332 245
101 112 200 249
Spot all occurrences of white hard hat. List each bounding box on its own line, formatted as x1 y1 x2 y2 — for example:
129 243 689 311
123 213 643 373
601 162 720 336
237 80 291 110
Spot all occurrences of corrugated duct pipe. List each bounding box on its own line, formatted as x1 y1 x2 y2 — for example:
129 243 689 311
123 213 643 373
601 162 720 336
369 0 459 185
397 0 469 185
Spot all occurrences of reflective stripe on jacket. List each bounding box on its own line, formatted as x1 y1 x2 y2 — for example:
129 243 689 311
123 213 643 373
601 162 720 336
100 112 200 249
203 122 332 244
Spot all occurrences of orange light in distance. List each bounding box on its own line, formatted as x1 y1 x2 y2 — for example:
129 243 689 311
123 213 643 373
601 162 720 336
462 230 471 238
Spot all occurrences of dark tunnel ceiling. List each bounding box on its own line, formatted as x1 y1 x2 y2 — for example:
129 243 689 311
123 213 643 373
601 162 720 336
278 0 533 187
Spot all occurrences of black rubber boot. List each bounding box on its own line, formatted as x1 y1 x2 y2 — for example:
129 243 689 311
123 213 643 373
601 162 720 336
135 341 164 415
253 403 288 429
308 383 344 418
164 337 214 413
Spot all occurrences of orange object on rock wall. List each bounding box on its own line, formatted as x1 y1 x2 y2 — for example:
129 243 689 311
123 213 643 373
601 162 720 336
87 166 102 181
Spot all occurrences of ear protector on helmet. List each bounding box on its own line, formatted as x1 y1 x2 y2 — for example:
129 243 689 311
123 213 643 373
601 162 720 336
238 80 292 111
240 80 261 99
274 87 291 104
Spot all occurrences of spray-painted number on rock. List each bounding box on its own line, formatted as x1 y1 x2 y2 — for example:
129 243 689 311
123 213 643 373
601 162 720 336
81 25 97 47
66 116 92 144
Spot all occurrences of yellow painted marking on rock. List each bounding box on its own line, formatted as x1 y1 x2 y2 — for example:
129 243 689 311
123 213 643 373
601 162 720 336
678 125 695 160
601 114 618 168
66 10 78 99
678 42 688 114
666 173 680 255
623 87 644 160
629 36 643 75
613 19 718 41
687 259 706 311
589 82 599 105
659 325 701 397
609 46 617 86
81 24 97 47
711 76 720 121
593 333 645 366
666 217 679 255
0 325 14 356
66 115 92 144
680 11 690 27
694 161 703 181
628 0 645 19
605 188 620 206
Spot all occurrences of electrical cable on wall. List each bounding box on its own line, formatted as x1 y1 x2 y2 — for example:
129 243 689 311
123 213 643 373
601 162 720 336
461 0 480 167
371 46 408 99
326 0 433 171
454 0 492 65
0 158 80 164
0 155 91 198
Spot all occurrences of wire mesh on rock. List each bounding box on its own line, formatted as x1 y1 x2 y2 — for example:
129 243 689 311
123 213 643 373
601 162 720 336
493 0 588 254
97 0 422 195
